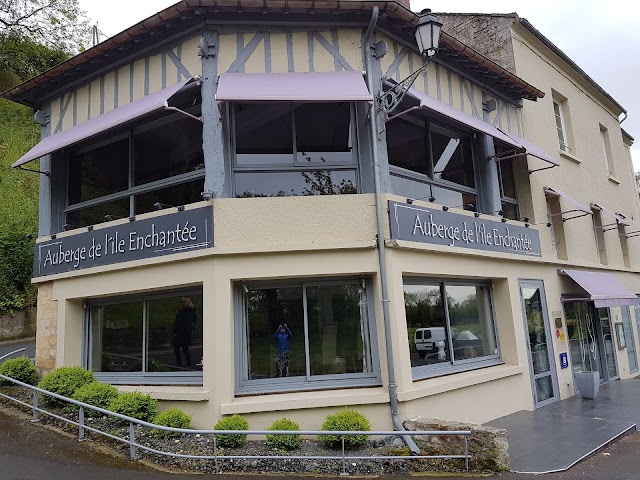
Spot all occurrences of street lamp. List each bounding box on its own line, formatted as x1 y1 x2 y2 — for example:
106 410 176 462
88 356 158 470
377 9 443 116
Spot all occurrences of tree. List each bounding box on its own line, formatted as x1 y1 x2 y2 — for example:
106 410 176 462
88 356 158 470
0 0 91 53
635 170 640 192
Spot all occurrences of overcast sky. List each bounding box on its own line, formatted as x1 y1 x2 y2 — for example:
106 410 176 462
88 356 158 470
78 0 640 168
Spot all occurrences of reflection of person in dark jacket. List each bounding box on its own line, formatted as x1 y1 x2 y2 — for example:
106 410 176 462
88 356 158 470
274 323 292 377
173 297 196 367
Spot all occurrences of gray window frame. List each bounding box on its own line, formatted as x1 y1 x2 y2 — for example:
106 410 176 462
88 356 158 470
388 115 481 209
230 102 361 197
64 108 205 225
234 277 381 395
83 286 204 385
403 278 502 381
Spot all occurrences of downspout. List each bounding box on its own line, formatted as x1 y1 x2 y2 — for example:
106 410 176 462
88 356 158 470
363 6 420 455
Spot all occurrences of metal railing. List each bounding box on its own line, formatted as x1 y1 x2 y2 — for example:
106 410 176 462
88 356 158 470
0 372 472 474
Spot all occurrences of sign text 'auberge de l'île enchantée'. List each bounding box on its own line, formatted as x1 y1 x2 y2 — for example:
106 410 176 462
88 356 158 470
389 201 541 256
34 206 214 277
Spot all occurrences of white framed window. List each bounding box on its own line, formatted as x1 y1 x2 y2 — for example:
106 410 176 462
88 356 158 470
553 100 570 153
600 125 615 177
84 287 204 385
235 278 380 394
404 279 501 380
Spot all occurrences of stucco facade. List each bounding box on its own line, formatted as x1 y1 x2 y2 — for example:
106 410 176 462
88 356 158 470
4 2 639 432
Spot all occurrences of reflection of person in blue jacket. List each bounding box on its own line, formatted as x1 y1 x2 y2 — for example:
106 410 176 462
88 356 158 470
274 323 292 377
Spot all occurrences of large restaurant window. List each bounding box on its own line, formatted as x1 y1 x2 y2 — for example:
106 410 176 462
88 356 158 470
404 279 500 379
496 143 520 220
235 278 379 394
66 109 204 229
387 116 478 212
232 103 358 197
85 288 203 384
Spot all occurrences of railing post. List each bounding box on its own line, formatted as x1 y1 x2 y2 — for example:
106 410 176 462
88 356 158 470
129 422 136 460
340 436 348 476
31 390 39 422
213 434 219 473
464 435 469 471
78 406 85 441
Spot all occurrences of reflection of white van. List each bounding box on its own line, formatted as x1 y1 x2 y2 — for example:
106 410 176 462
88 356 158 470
414 327 446 358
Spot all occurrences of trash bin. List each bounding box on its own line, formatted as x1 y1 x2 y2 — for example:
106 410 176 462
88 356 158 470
574 371 599 400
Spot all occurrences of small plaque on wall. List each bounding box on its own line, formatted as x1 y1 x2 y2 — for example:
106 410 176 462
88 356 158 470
559 352 569 369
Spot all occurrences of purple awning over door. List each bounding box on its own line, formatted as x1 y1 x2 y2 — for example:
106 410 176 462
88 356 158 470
13 77 198 168
215 71 373 102
561 269 640 308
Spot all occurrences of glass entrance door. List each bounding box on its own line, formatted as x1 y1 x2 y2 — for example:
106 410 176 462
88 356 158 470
520 281 558 408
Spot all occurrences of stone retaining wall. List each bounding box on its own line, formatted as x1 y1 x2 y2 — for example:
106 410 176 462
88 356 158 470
0 309 36 341
403 417 509 471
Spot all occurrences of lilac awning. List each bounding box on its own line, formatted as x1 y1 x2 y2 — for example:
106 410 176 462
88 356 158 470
500 131 560 168
544 187 592 215
215 71 373 102
13 78 198 168
561 269 640 308
388 81 521 149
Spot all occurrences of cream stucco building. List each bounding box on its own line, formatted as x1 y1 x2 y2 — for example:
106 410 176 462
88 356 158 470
3 1 639 434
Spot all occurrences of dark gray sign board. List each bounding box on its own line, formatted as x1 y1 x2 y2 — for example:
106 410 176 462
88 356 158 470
389 201 541 256
34 206 213 277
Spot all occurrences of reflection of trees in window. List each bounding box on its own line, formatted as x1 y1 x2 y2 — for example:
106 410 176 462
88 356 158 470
301 171 356 196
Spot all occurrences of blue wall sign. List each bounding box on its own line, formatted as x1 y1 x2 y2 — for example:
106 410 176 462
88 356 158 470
559 352 569 369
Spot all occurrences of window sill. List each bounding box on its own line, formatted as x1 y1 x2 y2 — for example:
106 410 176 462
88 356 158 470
221 387 389 415
559 150 582 164
116 384 209 401
608 175 621 185
398 363 525 402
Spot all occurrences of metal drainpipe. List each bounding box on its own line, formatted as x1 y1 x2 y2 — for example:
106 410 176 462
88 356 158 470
363 6 420 455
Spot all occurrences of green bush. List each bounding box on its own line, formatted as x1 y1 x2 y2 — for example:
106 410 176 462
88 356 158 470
0 357 38 386
266 418 301 451
71 382 119 410
108 391 158 422
38 366 95 406
319 409 371 449
152 408 192 438
214 414 250 448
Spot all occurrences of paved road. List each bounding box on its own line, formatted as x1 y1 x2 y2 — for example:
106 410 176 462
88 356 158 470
0 337 36 360
0 409 638 480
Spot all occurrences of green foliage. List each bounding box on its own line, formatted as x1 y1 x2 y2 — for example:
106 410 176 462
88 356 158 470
152 408 192 438
266 418 301 451
38 367 95 406
319 409 371 449
108 391 158 422
214 414 250 448
71 382 119 410
0 357 38 386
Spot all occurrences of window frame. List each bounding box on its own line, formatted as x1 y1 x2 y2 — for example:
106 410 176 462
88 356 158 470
83 286 204 385
234 277 381 395
403 278 502 381
599 125 615 177
553 100 570 153
230 102 361 197
387 115 481 210
64 108 205 226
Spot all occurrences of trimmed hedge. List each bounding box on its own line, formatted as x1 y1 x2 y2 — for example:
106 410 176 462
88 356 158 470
214 414 249 448
72 382 119 410
38 367 95 406
0 357 38 386
152 408 192 438
108 391 157 422
319 409 371 449
266 418 301 451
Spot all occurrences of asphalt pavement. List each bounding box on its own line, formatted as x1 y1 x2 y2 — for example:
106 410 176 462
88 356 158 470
0 337 36 360
1 408 639 480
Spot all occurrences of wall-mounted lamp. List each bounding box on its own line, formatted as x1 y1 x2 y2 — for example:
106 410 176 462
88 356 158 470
377 9 442 116
154 202 185 212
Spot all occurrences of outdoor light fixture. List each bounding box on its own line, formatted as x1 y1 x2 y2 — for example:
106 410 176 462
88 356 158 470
154 202 185 212
522 217 530 223
407 185 436 204
377 9 442 116
87 225 94 232
501 218 508 223
474 212 481 218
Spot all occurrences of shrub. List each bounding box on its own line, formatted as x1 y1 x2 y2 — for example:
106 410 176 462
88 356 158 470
152 408 192 438
0 357 38 386
319 409 371 449
266 418 301 451
72 382 119 410
38 366 95 406
108 391 158 422
214 414 249 448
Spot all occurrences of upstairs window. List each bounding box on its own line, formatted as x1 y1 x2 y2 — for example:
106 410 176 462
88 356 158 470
387 116 477 212
552 91 574 154
66 110 204 229
600 125 615 178
496 143 520 220
232 102 358 197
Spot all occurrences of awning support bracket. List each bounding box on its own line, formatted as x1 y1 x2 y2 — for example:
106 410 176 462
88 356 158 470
549 210 590 222
528 164 556 174
163 106 203 123
17 166 49 176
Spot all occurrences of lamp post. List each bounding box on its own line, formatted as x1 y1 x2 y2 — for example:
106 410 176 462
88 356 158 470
377 9 443 116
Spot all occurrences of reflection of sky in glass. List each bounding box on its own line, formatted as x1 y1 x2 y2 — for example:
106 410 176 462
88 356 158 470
447 285 475 304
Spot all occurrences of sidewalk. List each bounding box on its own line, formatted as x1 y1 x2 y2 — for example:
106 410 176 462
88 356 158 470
487 379 640 473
